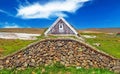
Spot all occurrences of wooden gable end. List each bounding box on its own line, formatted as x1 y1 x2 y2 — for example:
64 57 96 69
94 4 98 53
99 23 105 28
44 17 78 35
48 19 75 34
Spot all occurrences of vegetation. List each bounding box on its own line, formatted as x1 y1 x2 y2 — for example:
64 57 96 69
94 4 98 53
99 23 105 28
0 39 34 57
0 63 115 74
36 34 79 40
82 33 120 59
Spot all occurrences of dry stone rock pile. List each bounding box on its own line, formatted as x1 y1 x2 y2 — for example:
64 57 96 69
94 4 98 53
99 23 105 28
0 38 120 73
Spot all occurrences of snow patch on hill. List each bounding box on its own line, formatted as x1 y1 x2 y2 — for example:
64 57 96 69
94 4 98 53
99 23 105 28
0 32 40 40
82 35 96 38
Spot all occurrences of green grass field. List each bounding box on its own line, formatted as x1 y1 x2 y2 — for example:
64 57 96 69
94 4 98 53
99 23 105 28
0 63 115 74
0 39 34 57
82 33 120 59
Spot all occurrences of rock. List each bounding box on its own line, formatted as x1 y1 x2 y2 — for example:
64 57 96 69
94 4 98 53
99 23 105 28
93 43 101 47
76 62 80 66
23 62 28 67
31 59 35 63
17 55 21 58
0 65 3 69
112 66 120 73
5 60 9 64
54 57 60 62
29 62 35 67
57 43 63 47
29 56 32 58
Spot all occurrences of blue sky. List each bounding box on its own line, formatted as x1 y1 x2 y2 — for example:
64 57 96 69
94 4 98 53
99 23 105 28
0 0 120 29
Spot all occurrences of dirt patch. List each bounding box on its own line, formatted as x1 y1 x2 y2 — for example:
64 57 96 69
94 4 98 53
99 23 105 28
0 48 4 57
118 40 120 42
0 48 3 53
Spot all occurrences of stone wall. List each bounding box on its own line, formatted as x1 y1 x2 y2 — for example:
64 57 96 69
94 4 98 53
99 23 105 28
0 38 120 73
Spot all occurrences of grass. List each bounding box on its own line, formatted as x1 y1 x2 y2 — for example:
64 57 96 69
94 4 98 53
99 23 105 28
0 63 115 74
0 39 34 57
82 33 120 59
36 34 79 40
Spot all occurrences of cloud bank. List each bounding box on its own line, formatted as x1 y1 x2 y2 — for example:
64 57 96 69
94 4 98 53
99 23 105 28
16 0 90 19
2 22 21 28
4 25 21 28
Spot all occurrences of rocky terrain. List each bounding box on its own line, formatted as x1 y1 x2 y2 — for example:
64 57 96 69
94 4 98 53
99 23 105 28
0 38 120 73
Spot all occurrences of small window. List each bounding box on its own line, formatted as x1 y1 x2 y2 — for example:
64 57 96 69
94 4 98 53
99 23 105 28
59 23 64 33
59 23 63 29
60 25 62 28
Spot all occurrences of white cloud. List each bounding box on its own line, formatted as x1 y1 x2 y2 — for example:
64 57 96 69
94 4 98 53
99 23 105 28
4 25 21 28
16 0 90 19
3 22 21 28
1 22 30 28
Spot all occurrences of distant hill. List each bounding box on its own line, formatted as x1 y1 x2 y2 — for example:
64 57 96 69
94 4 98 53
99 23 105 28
0 28 120 34
0 28 46 34
79 28 120 33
